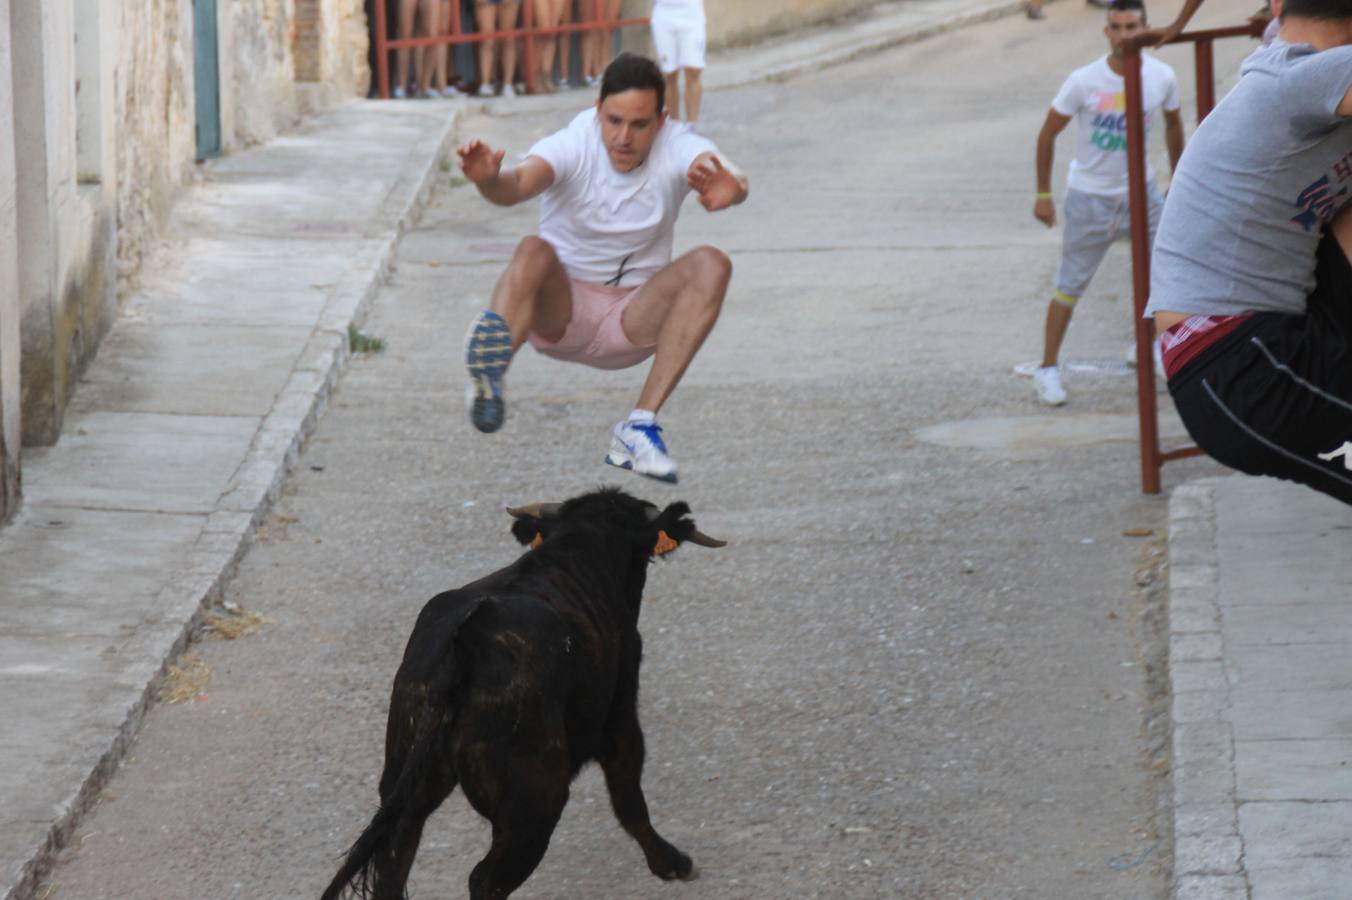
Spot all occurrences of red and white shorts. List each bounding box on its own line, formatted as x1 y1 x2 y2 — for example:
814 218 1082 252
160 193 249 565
527 279 657 371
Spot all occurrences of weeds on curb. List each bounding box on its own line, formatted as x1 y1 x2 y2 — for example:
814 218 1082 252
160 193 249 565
348 324 386 354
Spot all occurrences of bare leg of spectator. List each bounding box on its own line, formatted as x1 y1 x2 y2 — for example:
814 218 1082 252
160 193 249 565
499 2 520 94
475 2 499 93
415 0 440 95
536 0 562 92
397 0 419 96
558 0 573 85
664 72 680 121
683 67 701 122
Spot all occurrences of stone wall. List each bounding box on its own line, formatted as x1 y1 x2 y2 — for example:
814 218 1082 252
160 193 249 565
114 0 197 280
0 0 20 521
293 0 370 111
222 0 299 148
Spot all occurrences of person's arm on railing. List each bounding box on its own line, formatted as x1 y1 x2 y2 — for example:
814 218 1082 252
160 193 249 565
458 139 556 206
1164 108 1186 176
1149 0 1207 46
1034 110 1071 228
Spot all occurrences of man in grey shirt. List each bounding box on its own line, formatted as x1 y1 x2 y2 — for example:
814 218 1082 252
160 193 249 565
1146 0 1352 503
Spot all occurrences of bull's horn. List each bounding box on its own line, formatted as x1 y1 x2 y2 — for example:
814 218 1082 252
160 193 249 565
688 529 727 548
506 502 563 519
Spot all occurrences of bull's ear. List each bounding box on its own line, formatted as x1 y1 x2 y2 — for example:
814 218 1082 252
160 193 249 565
652 530 680 556
510 517 546 548
647 502 726 556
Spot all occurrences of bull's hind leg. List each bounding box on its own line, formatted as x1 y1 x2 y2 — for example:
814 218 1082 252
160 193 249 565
463 755 570 900
371 711 459 899
599 709 694 881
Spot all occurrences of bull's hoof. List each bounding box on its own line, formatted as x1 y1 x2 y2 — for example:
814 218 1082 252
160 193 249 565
650 846 695 881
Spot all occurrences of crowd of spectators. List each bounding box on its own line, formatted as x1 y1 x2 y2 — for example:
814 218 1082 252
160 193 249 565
369 0 630 98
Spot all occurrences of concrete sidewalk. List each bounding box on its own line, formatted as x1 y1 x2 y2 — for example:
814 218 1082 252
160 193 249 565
1167 475 1352 899
0 0 1088 896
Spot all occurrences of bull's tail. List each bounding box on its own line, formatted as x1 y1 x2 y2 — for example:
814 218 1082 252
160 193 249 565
320 657 469 898
320 698 458 900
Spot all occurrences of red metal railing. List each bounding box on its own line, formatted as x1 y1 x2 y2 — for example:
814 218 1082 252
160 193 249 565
373 0 651 99
1122 21 1265 494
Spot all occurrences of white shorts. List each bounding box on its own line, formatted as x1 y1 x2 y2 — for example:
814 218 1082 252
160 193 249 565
650 14 705 74
1055 183 1163 299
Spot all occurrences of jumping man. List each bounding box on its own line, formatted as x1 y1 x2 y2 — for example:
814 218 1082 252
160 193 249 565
458 53 748 484
1147 0 1352 504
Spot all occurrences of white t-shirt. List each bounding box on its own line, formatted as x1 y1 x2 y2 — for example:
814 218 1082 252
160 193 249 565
527 108 717 287
1051 54 1180 197
651 0 705 26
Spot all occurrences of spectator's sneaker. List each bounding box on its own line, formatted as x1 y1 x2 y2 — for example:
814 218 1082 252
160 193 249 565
1124 340 1168 379
441 85 462 98
1034 366 1067 406
605 421 679 484
476 83 494 97
465 310 512 433
392 86 407 99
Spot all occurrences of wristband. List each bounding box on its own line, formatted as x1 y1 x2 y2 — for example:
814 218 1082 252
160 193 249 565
1035 191 1053 199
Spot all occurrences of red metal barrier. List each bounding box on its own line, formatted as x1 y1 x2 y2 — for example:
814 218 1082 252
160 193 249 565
373 0 650 98
1122 21 1264 494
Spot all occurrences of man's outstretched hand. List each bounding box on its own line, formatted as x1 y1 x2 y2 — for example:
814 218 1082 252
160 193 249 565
458 139 507 185
689 155 742 212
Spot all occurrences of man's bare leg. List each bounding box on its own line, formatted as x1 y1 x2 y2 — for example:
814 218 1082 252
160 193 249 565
467 236 573 432
600 246 731 482
682 68 702 122
489 236 574 350
621 245 732 414
664 72 680 121
1041 296 1073 369
1034 292 1074 406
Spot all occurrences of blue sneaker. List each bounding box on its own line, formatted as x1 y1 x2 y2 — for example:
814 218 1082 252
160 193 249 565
464 310 512 433
605 420 678 484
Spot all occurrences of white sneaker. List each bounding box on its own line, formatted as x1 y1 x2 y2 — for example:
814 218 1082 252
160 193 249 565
392 86 407 99
503 83 517 98
441 85 462 98
605 421 678 484
1034 366 1067 406
1125 341 1168 379
476 83 494 97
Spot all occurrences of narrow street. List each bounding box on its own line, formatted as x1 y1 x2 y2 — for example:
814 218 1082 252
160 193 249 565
41 4 1250 897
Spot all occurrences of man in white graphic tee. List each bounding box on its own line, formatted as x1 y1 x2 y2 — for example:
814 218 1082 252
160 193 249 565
458 53 748 484
1030 0 1184 405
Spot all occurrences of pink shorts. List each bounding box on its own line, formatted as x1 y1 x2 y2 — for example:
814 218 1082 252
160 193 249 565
527 279 657 370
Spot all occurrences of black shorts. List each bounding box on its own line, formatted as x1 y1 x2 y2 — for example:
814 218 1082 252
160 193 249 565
1167 232 1352 505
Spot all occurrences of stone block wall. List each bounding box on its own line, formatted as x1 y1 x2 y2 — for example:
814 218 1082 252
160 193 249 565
0 0 19 521
114 0 198 280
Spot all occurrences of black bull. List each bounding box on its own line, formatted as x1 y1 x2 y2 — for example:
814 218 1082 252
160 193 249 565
321 489 725 900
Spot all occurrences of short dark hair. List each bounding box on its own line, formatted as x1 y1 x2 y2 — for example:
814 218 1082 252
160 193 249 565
1281 0 1352 20
599 53 665 113
1108 0 1148 20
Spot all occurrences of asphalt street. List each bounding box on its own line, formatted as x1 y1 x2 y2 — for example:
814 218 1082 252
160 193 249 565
39 3 1254 897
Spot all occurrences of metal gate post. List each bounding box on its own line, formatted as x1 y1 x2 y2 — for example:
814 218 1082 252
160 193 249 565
1123 46 1162 494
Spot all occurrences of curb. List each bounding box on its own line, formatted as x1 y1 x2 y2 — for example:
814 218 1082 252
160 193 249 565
3 109 461 900
1165 478 1249 900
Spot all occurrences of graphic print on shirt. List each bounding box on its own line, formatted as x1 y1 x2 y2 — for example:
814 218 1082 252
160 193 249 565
1290 150 1352 232
605 253 637 287
1088 91 1128 153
